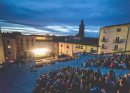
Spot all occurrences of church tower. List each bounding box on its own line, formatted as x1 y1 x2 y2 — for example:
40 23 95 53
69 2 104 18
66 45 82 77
76 20 85 38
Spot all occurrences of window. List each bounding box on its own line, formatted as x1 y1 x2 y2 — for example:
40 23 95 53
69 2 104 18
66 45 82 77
117 28 121 32
21 43 23 46
91 48 96 53
103 29 107 33
114 45 118 50
7 40 10 43
8 51 11 55
103 37 105 41
102 44 105 48
26 38 29 42
60 49 62 53
8 46 11 48
76 45 83 49
81 46 83 49
21 39 23 41
116 37 120 42
17 42 19 45
66 45 69 48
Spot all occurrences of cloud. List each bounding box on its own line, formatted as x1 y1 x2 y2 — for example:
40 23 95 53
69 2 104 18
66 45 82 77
0 21 99 37
0 0 130 27
0 0 129 37
0 21 51 35
45 26 70 32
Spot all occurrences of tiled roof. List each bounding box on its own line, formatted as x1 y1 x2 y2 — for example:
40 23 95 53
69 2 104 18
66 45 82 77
60 37 99 46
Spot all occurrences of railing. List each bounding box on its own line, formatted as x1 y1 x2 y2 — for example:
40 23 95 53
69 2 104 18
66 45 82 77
113 48 124 51
113 48 118 51
118 48 124 51
113 39 125 43
101 39 108 42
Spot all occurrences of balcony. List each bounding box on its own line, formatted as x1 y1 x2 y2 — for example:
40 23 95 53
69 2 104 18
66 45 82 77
101 39 108 42
113 48 124 51
118 48 124 52
113 39 125 43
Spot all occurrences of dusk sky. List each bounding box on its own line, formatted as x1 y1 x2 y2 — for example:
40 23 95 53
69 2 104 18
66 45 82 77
0 0 130 37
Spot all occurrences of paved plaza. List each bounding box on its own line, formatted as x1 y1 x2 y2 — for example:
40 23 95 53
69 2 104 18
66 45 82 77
0 55 129 93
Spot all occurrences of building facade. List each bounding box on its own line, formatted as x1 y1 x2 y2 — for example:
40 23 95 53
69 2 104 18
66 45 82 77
59 42 98 56
2 21 130 64
16 35 35 58
0 31 5 64
98 23 130 54
2 37 16 61
34 35 59 57
1 32 59 61
59 20 98 56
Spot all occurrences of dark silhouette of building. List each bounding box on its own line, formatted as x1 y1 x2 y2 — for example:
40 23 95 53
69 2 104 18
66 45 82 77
76 20 85 38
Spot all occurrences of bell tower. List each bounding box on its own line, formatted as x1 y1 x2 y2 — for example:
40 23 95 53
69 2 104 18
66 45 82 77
76 20 85 38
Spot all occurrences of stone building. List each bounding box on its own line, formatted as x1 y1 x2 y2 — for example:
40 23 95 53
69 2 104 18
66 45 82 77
0 28 5 64
98 23 130 54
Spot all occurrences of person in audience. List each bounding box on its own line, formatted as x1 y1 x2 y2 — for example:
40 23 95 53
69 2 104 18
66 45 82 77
83 54 130 70
34 67 130 93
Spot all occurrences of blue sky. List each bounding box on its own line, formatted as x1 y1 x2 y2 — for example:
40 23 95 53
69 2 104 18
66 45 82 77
0 0 130 37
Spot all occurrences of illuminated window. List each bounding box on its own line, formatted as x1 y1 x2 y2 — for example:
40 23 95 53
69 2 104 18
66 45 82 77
8 46 11 48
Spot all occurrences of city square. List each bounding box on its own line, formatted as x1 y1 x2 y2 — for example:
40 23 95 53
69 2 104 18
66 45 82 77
0 0 130 93
0 54 130 93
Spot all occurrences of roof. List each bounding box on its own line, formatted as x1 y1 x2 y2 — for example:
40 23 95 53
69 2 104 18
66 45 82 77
102 23 130 28
35 39 59 42
60 37 99 46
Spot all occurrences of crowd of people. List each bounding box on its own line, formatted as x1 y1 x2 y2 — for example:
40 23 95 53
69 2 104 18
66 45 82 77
33 67 130 93
83 54 130 69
